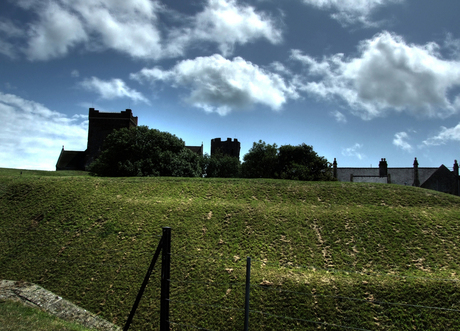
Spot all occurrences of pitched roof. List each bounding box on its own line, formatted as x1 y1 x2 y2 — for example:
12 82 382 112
56 149 86 170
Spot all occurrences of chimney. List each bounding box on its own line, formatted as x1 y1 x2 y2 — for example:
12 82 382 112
379 158 388 177
454 160 459 195
412 157 420 187
333 158 338 179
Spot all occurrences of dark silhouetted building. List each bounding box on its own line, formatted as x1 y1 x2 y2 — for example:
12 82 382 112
211 138 240 159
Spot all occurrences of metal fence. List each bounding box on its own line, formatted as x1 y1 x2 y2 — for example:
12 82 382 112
126 227 460 331
2 226 459 330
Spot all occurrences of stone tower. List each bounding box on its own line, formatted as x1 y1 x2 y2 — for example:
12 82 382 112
211 138 241 159
85 108 138 168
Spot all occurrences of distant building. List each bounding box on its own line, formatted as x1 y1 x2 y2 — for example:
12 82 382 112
211 138 241 159
333 158 460 196
185 145 203 157
56 108 205 171
56 108 137 171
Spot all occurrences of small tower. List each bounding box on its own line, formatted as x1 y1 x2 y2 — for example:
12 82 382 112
211 138 241 159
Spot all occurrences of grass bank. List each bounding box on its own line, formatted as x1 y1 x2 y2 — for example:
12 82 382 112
0 300 93 331
1 169 459 330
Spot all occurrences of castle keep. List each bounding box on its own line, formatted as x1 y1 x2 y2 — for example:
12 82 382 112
211 138 241 159
86 108 138 167
56 108 138 171
56 108 231 171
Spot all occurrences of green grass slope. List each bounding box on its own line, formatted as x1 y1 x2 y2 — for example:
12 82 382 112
1 171 460 330
0 300 94 331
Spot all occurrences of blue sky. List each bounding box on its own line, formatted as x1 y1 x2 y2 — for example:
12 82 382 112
1 0 460 171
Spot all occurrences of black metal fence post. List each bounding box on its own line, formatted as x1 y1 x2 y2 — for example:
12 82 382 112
123 234 164 331
244 256 251 331
160 227 171 331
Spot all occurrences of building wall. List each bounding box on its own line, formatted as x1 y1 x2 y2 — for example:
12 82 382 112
334 158 459 195
336 168 379 182
421 165 458 195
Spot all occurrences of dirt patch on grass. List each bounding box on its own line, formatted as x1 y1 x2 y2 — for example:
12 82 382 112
0 280 120 331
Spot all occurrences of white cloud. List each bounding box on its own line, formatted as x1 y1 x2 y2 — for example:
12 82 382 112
291 32 460 120
71 69 80 78
79 77 150 104
26 2 88 60
0 92 87 170
393 131 412 152
173 0 282 56
342 143 364 159
131 54 298 115
299 0 403 26
11 0 282 61
72 0 163 59
15 0 163 60
422 124 460 146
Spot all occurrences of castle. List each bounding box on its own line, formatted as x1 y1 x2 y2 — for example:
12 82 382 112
56 108 239 171
333 158 460 196
56 109 458 196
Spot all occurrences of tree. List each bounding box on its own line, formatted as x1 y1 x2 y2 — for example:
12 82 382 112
202 153 240 178
241 141 333 181
241 140 278 178
88 126 202 177
277 143 333 181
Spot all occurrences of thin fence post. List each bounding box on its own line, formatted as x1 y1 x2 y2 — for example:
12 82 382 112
244 257 251 331
160 227 171 331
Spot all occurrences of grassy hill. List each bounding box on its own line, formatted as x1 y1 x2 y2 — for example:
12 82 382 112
1 169 460 330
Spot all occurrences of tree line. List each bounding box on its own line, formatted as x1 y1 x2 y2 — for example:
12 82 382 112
89 126 334 181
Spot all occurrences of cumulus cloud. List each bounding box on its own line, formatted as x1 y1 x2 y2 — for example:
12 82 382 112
8 0 281 61
291 32 460 120
299 0 403 26
393 131 412 152
79 77 150 104
0 92 87 170
21 0 163 60
342 143 364 159
422 124 460 146
26 2 88 60
131 54 297 115
169 0 282 56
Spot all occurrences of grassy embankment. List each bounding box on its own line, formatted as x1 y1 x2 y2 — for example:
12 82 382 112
1 168 460 330
0 300 93 331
